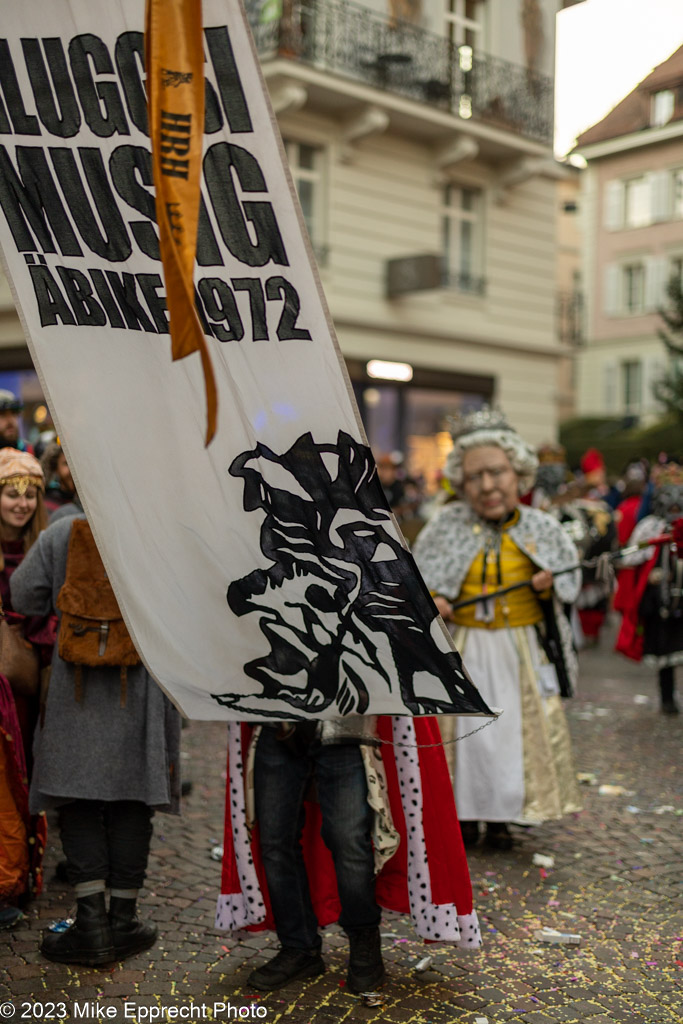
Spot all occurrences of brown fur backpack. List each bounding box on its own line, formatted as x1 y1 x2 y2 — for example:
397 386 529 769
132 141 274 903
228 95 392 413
56 518 140 705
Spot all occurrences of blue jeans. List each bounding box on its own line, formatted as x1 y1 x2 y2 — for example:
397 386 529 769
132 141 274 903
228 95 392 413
254 727 380 950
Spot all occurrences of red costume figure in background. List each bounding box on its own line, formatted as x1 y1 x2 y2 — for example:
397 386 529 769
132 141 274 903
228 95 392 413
615 467 683 715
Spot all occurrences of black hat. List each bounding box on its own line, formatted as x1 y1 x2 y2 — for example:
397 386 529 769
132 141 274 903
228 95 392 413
0 389 23 413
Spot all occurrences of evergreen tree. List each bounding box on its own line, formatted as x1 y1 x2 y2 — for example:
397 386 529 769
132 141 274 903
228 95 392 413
653 274 683 425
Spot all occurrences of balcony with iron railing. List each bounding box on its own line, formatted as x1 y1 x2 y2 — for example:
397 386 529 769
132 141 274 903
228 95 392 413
248 0 554 146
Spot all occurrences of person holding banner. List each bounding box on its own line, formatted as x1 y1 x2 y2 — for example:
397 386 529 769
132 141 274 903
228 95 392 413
10 513 181 965
218 716 483 993
246 719 387 992
413 409 582 850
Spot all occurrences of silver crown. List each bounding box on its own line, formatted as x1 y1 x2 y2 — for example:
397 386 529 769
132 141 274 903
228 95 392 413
446 405 513 442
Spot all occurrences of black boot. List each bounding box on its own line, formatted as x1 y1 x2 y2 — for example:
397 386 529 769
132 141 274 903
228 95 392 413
459 821 480 848
41 892 115 966
659 667 679 714
247 946 325 990
109 897 158 958
346 926 385 994
485 822 514 851
53 860 69 883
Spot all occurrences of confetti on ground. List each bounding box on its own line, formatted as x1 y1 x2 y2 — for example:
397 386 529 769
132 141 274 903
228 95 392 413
534 928 581 945
532 853 555 868
414 955 433 972
3 644 679 1024
360 993 385 1007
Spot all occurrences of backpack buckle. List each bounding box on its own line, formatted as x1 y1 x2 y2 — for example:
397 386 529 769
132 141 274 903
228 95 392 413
70 621 110 656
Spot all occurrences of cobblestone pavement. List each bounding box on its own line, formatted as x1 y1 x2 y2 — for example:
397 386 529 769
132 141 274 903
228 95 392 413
1 620 681 1023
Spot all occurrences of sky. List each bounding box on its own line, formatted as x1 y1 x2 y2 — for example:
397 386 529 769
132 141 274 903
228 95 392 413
554 0 683 157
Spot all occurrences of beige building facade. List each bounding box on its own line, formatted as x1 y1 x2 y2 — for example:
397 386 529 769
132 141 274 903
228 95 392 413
254 0 574 486
0 0 575 471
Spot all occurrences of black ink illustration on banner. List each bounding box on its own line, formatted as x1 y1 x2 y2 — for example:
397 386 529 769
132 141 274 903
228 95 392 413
214 431 492 720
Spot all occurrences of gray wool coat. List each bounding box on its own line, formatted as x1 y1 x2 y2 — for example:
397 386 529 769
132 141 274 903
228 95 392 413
10 515 181 815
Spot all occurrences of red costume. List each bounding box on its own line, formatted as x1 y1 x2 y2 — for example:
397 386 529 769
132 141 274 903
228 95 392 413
0 540 55 911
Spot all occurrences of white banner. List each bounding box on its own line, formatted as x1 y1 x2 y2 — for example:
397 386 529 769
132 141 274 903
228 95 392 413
0 0 491 722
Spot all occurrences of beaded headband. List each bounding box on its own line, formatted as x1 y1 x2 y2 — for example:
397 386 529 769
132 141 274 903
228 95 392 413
0 474 43 495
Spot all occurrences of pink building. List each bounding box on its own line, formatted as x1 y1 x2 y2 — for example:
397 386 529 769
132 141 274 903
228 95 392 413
574 44 683 423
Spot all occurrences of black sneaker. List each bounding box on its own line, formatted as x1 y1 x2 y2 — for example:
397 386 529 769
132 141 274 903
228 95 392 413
346 927 385 994
247 947 325 990
0 903 24 930
661 700 680 716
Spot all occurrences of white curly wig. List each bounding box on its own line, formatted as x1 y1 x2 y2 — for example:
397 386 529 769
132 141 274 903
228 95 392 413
444 428 539 496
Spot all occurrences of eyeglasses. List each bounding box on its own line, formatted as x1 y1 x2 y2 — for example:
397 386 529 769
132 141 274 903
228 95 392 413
463 466 513 488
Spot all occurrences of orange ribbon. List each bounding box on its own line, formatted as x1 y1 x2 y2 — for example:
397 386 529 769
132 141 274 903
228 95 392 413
145 0 218 444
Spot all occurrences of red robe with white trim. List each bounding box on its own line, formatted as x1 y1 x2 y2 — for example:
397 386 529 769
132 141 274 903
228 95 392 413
216 716 481 948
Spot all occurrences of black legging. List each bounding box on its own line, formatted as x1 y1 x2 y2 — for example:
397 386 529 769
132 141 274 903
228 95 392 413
58 800 153 890
659 666 675 704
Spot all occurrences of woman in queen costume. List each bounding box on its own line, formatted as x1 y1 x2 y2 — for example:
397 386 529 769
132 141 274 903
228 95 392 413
413 409 582 849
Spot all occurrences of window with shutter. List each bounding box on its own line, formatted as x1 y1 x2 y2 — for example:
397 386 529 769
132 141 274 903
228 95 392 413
283 140 327 266
651 90 674 127
651 171 672 222
444 0 486 48
645 256 669 312
622 360 642 413
673 169 683 219
603 360 617 412
624 177 650 228
442 184 485 293
603 180 624 230
623 263 645 314
604 264 620 316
